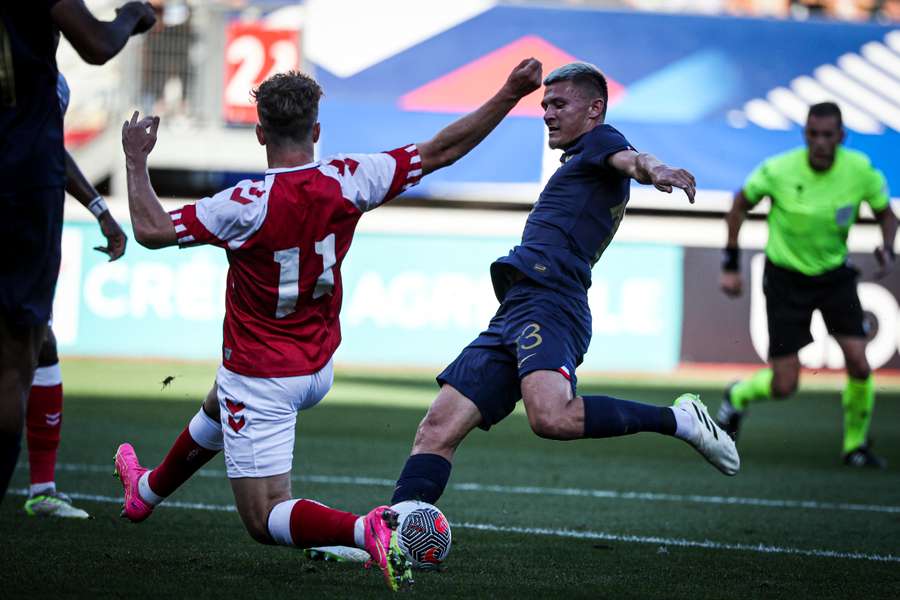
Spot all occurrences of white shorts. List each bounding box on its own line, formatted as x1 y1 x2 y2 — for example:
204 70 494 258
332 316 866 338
216 360 333 479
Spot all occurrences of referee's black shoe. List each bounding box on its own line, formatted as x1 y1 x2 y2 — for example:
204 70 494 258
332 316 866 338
843 441 887 469
715 383 743 441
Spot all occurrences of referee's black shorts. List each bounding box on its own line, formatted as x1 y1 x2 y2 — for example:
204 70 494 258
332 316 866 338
764 258 866 359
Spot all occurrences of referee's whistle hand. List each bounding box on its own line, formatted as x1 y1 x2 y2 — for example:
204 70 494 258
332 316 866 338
719 271 743 298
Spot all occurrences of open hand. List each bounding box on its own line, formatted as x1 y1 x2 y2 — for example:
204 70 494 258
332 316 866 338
503 58 543 100
649 164 696 204
95 212 128 261
122 111 160 163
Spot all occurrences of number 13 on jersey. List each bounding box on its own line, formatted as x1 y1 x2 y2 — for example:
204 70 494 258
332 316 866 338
273 233 336 318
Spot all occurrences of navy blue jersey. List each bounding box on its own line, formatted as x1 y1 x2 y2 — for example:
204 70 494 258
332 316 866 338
0 2 65 191
491 124 634 301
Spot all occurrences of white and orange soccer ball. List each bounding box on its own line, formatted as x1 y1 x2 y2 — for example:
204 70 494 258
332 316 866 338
390 500 452 570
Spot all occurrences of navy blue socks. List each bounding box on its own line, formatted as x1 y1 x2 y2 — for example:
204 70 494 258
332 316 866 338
391 453 452 504
582 395 676 438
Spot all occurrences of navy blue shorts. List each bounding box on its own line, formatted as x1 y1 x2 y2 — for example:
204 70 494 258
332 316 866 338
437 279 591 430
0 186 64 330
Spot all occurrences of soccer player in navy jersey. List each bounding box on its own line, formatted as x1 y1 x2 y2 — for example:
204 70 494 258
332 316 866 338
391 62 740 508
0 0 156 504
115 60 543 590
22 73 128 520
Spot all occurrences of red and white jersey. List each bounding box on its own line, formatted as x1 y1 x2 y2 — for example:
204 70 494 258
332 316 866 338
170 145 421 377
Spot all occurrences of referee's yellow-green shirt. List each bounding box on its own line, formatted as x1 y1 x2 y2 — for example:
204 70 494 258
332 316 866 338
743 146 890 276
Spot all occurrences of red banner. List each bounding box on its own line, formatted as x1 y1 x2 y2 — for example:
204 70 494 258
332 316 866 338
223 23 300 124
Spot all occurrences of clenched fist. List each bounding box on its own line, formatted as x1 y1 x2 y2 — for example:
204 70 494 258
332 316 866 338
502 58 543 100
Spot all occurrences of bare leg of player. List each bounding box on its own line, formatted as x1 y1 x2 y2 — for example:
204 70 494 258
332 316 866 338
521 370 738 475
0 317 46 504
391 385 481 505
231 473 412 591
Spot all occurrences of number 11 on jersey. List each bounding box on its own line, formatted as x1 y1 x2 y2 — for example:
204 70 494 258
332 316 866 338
273 233 336 318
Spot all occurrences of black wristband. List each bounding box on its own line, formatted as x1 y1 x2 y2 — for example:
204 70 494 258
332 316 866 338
722 247 740 272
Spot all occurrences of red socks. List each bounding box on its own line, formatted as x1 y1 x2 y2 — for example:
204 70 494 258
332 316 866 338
147 408 222 498
289 499 358 547
267 499 358 548
27 366 64 487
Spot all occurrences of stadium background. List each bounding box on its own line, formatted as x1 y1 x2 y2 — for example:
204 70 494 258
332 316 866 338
58 0 900 376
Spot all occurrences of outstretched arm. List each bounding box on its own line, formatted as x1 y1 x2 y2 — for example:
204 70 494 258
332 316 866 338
52 0 157 66
417 58 542 175
874 206 898 278
65 151 128 260
121 111 177 249
607 150 696 203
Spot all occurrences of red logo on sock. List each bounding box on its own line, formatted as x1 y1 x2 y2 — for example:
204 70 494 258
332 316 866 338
225 399 246 433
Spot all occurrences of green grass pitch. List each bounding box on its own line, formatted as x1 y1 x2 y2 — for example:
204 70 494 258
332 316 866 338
2 358 899 598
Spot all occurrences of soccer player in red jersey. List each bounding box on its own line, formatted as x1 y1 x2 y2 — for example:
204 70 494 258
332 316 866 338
115 60 542 590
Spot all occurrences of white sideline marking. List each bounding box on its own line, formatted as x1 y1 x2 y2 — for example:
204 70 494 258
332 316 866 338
457 522 900 564
8 488 899 564
45 462 900 515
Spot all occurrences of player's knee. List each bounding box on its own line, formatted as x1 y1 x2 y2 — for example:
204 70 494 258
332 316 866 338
526 409 567 440
37 335 58 367
528 414 557 439
242 513 276 545
413 411 454 452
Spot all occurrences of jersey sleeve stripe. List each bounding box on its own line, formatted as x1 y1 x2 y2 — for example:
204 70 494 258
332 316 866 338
169 204 222 248
373 144 421 205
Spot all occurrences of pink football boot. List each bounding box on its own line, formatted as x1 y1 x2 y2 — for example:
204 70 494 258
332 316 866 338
363 506 412 591
114 443 154 523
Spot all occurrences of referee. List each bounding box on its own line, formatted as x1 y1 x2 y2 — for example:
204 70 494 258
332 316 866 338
717 102 896 468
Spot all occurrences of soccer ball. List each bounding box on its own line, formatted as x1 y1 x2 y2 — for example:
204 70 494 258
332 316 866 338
391 500 452 569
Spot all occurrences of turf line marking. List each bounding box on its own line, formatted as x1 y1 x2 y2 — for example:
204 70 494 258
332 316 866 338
456 522 900 563
45 462 900 515
8 488 899 564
